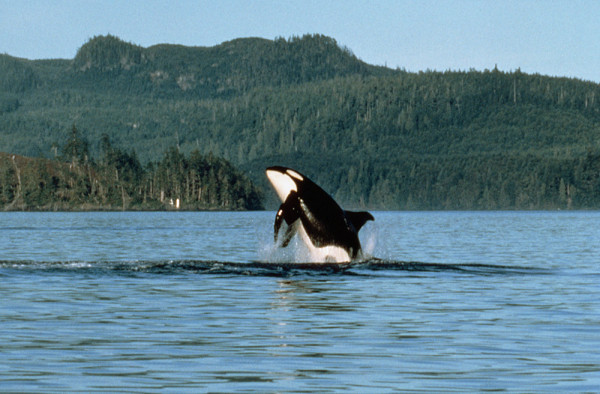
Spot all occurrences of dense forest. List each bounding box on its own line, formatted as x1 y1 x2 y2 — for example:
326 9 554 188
0 126 262 211
1 34 600 209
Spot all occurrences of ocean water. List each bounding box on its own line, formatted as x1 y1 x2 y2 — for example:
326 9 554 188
0 211 598 392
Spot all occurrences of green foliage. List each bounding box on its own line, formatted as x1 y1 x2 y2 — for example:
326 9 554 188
73 34 143 72
0 54 39 93
61 124 90 164
0 133 263 211
2 35 600 209
0 94 19 113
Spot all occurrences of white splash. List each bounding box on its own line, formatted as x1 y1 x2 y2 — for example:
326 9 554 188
360 221 378 258
259 220 378 263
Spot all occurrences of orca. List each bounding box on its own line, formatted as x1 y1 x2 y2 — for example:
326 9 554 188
265 166 374 262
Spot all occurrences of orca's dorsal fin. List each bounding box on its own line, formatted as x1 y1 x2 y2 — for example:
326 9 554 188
345 210 374 232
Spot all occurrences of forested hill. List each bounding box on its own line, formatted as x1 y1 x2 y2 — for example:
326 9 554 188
72 34 383 94
0 131 263 211
2 34 600 210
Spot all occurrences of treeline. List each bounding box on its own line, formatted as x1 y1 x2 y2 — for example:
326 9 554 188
2 34 600 209
69 33 382 98
0 127 262 211
273 151 600 210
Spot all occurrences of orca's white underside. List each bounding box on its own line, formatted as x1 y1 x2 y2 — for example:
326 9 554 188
295 224 351 262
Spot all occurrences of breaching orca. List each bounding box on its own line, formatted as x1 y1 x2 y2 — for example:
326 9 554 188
265 166 374 262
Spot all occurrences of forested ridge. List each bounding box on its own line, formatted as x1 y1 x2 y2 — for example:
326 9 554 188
0 127 262 211
2 34 600 210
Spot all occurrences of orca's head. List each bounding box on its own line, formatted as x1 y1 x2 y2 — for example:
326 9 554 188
265 166 306 202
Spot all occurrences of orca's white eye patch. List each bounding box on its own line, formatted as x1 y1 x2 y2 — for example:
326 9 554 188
266 170 297 202
286 169 304 181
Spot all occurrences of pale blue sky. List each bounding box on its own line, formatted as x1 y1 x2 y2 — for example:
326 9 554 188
2 0 600 82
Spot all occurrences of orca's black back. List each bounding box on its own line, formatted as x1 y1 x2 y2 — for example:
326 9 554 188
295 175 362 256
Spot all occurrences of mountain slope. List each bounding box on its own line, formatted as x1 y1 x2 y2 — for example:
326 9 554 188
1 35 600 209
69 34 386 97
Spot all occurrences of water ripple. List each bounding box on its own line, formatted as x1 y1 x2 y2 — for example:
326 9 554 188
0 259 549 277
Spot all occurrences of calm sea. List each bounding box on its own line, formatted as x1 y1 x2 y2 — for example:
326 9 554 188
0 211 598 392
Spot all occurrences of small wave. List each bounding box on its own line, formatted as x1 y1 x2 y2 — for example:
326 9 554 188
0 259 547 277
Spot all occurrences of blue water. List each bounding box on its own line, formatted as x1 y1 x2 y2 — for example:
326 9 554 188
1 211 599 391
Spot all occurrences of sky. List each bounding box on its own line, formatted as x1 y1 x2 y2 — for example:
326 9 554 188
2 0 600 83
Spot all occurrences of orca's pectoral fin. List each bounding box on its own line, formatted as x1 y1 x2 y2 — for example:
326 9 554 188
274 193 301 246
345 210 375 232
280 222 297 247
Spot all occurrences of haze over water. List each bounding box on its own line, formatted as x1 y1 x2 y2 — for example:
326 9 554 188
1 211 598 391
